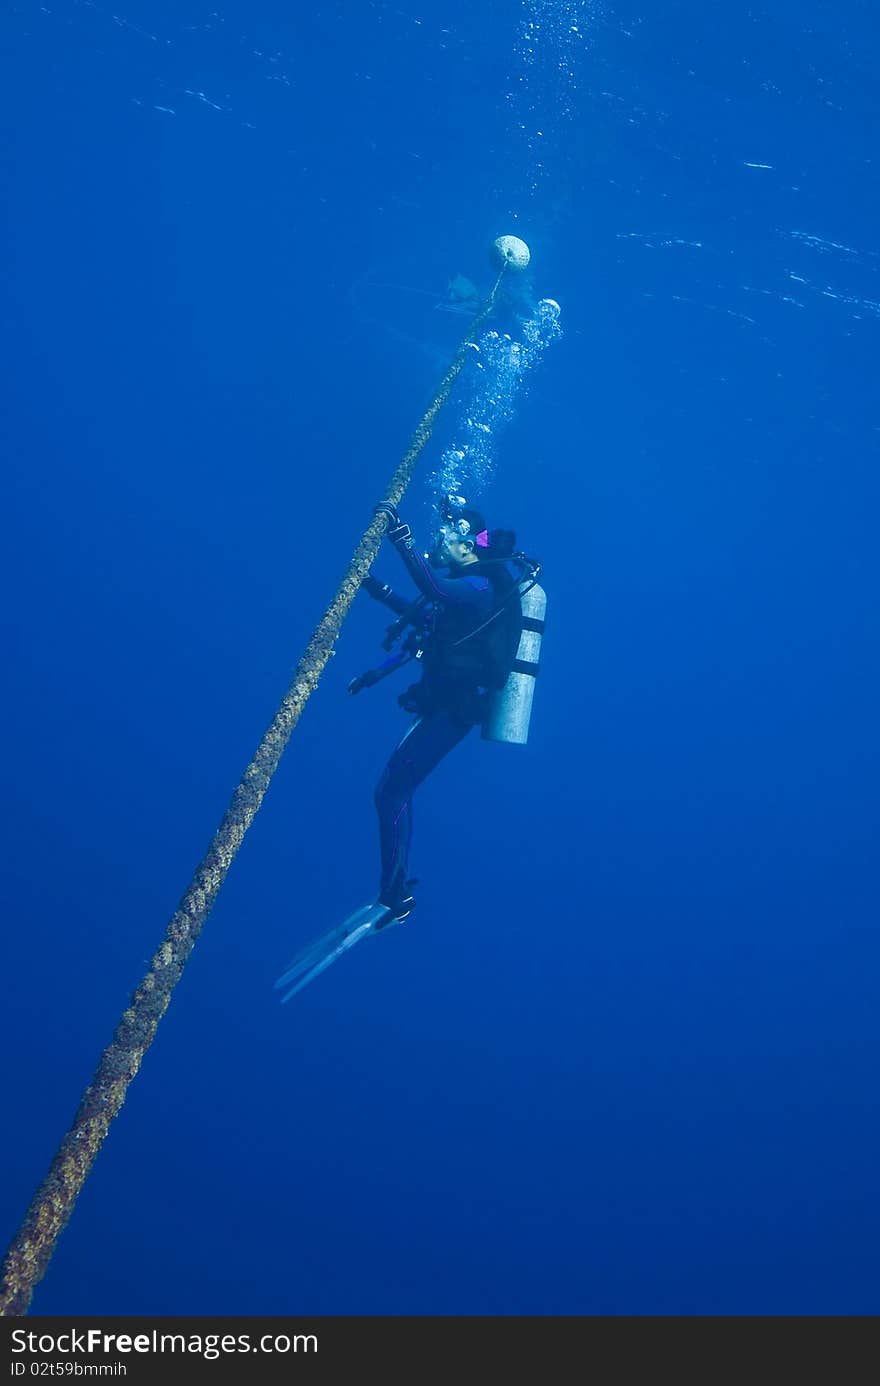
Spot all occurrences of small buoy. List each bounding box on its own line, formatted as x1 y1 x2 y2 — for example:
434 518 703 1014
492 235 531 270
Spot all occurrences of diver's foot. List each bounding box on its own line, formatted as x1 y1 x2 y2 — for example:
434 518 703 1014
375 878 419 931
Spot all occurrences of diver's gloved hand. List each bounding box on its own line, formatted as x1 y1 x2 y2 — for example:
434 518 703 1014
374 502 411 546
361 574 392 601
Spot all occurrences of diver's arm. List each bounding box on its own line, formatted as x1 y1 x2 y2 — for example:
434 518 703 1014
388 529 478 603
360 574 412 615
375 503 489 606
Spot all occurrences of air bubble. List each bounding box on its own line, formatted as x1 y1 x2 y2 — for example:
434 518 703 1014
430 300 563 503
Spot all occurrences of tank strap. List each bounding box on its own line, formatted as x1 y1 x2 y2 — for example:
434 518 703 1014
522 615 545 634
512 658 540 676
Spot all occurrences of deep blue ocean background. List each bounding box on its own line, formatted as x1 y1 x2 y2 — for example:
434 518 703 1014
2 0 878 1315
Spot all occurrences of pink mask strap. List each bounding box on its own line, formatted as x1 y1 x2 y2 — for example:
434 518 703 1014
476 529 489 548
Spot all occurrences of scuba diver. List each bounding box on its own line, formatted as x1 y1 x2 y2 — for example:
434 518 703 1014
275 498 541 1001
364 499 523 924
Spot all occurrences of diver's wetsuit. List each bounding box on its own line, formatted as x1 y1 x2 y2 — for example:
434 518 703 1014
372 527 518 910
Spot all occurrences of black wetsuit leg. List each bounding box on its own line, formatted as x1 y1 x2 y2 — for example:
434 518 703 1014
374 711 474 906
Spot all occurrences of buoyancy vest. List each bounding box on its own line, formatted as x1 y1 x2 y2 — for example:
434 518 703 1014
402 564 523 716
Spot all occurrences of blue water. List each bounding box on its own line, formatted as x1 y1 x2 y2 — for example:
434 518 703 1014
2 0 878 1315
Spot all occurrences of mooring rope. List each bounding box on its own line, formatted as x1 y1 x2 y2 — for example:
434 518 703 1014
0 266 507 1316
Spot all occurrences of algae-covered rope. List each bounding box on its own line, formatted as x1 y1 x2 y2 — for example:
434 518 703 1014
0 266 507 1317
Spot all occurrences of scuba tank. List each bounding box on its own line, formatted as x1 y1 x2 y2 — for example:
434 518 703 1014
481 579 546 746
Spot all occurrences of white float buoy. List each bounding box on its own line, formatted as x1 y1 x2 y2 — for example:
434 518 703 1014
492 235 531 270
